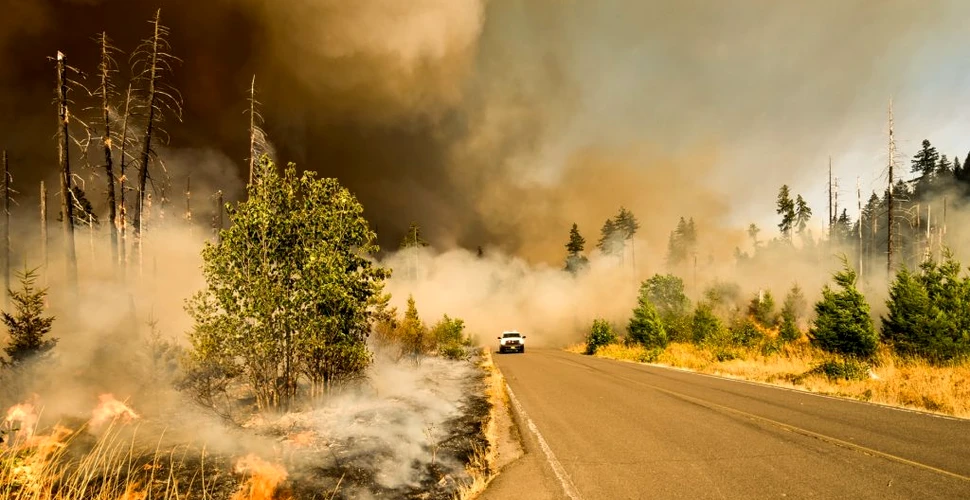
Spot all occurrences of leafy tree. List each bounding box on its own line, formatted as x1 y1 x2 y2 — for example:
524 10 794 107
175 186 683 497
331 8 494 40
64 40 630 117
776 185 796 241
809 260 877 358
628 291 668 349
779 284 806 342
564 223 589 274
2 268 57 367
639 274 692 341
747 290 777 327
794 195 812 236
882 254 970 363
184 158 389 410
430 314 469 360
585 319 617 355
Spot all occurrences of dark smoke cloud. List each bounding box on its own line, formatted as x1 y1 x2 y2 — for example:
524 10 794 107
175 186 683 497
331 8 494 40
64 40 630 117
0 0 965 262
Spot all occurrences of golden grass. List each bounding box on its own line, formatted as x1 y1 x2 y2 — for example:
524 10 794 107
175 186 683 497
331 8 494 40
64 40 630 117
453 349 504 500
575 341 970 419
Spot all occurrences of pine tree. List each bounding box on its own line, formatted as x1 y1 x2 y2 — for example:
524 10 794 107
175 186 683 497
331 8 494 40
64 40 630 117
400 222 429 249
747 223 761 250
911 139 940 198
400 295 428 361
776 185 796 241
564 223 589 274
627 294 668 349
597 218 621 256
795 194 812 236
937 154 952 176
779 284 806 342
809 260 877 358
748 290 777 327
2 267 57 366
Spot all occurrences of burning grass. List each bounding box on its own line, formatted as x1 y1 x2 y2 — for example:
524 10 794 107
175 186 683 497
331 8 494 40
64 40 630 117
569 341 970 419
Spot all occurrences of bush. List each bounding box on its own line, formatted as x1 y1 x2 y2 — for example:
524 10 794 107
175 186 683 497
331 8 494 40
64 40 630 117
628 291 669 349
779 284 807 343
882 256 970 364
691 303 723 344
430 314 471 361
807 358 870 381
747 290 778 327
810 260 878 359
638 274 692 341
728 316 764 347
585 319 617 355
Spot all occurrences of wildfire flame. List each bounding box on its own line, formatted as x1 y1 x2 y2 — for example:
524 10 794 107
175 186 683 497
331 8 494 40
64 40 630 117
231 454 289 500
6 424 73 493
4 402 39 440
90 394 139 429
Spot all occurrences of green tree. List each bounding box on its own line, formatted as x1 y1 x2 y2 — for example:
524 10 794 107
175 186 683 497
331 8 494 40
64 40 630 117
564 223 589 274
666 217 698 267
691 303 723 344
911 139 940 196
747 223 761 250
597 218 621 257
794 195 812 236
613 207 640 242
882 255 970 363
2 267 57 367
399 295 428 361
809 260 877 358
779 284 806 343
747 290 777 327
776 185 796 241
184 158 389 410
585 319 617 355
400 222 429 249
639 274 692 341
628 292 668 349
430 314 469 360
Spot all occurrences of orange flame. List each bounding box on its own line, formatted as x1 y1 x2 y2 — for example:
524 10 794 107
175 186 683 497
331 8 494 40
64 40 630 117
231 454 288 500
7 424 73 493
4 402 39 440
90 394 139 429
118 481 148 500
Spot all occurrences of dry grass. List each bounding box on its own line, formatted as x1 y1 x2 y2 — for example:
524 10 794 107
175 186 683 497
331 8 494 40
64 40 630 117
453 349 504 500
0 403 290 500
574 341 970 419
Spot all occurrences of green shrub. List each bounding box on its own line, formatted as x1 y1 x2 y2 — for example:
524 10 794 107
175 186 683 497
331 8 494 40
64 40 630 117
747 290 778 327
728 316 764 347
639 274 692 341
430 314 471 360
691 303 723 344
585 319 618 355
628 294 669 349
807 358 869 381
810 260 878 359
779 284 806 343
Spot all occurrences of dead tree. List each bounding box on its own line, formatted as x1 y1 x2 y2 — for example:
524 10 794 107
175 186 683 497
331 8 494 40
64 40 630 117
119 84 133 269
1 151 9 306
56 51 78 288
887 97 897 278
132 9 181 262
40 181 48 275
247 74 271 191
96 32 120 266
212 190 223 244
184 173 191 222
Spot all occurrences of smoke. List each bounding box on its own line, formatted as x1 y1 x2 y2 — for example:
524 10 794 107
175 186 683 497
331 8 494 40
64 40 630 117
2 0 968 259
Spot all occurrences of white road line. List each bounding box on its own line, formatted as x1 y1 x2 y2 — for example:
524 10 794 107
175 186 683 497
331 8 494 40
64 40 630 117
506 383 583 500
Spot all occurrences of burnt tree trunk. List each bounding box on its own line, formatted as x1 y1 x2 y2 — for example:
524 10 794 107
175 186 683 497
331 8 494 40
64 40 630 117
134 10 162 264
40 181 48 276
119 84 132 272
1 151 9 306
99 33 118 267
56 51 78 289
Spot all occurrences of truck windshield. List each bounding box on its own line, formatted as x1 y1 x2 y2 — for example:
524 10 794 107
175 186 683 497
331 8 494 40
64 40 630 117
503 333 520 338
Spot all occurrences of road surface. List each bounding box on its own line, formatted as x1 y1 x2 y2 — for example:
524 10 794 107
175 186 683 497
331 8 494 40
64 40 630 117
482 348 970 499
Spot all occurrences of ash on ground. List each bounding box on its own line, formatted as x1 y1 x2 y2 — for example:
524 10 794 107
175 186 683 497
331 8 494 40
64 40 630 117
255 351 490 499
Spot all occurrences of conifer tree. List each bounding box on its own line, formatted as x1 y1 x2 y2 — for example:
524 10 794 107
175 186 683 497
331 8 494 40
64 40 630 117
564 223 589 274
810 260 877 358
779 284 806 342
794 195 812 236
597 218 621 257
776 185 796 241
2 268 57 367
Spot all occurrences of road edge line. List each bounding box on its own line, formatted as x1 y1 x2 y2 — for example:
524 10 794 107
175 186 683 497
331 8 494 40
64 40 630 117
505 383 584 500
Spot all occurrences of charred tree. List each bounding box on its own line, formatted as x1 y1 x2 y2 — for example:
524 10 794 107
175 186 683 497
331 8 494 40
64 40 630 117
132 9 181 263
97 33 119 266
247 74 270 192
184 173 191 222
887 98 896 278
40 181 48 276
212 190 223 244
119 84 132 270
2 151 9 307
56 51 78 289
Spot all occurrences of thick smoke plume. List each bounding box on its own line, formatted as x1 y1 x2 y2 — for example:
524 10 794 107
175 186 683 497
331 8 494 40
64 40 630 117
2 0 967 259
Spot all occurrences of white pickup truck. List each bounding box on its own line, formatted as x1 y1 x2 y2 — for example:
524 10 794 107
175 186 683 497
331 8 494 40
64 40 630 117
497 331 526 354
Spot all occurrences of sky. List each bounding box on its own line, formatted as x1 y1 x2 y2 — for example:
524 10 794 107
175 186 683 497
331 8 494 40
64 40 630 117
1 0 970 262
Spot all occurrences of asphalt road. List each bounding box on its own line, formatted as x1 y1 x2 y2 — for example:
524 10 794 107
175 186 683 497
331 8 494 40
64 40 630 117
484 348 970 500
